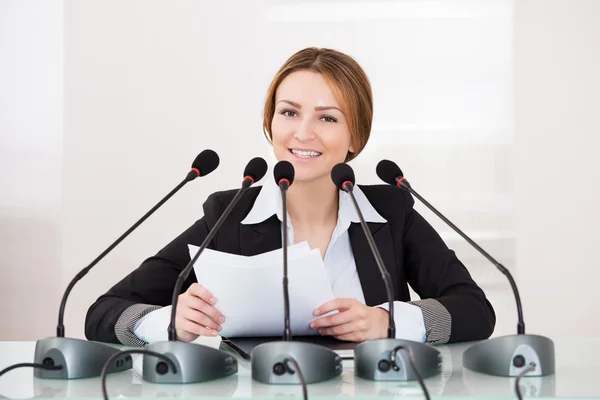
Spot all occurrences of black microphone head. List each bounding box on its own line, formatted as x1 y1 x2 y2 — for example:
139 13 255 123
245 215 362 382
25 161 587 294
273 160 295 186
376 159 403 185
331 163 355 191
244 157 268 183
191 149 220 177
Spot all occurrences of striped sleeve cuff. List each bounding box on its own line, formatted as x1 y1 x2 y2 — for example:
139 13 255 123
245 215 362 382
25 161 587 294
409 298 452 344
114 303 162 346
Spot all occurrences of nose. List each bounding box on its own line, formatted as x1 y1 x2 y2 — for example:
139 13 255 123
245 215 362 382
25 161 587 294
293 118 315 142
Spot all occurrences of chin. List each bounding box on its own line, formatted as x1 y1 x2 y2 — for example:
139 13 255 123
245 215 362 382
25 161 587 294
292 173 319 183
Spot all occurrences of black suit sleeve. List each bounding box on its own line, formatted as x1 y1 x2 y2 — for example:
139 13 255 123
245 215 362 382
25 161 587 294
401 191 496 343
84 193 222 344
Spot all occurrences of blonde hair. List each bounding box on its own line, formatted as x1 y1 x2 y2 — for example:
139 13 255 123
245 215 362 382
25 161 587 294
263 47 373 162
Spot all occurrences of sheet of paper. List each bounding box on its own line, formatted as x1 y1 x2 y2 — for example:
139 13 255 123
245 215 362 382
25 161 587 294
189 243 335 337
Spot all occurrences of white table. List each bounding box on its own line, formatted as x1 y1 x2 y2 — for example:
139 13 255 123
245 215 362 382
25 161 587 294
0 339 598 398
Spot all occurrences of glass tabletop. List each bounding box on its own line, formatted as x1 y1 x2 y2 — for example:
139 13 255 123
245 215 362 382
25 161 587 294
0 338 597 399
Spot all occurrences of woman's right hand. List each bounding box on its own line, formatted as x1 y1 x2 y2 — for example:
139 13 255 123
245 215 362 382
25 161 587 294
175 283 226 342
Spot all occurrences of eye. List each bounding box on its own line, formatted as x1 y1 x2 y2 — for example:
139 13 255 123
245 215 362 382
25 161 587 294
320 115 338 123
280 108 298 117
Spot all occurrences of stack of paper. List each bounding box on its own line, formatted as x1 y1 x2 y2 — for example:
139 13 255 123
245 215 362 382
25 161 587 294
188 242 335 338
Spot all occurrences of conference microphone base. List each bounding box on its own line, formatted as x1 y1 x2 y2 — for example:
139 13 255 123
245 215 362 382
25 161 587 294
34 337 132 379
463 334 555 376
251 341 342 384
354 338 441 381
143 341 238 383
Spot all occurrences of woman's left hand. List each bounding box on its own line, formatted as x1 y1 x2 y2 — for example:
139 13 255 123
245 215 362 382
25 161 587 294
310 298 389 342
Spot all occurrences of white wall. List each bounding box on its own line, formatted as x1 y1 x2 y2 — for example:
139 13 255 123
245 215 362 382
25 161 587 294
61 0 516 340
0 0 63 340
514 0 600 337
10 0 597 343
62 0 272 339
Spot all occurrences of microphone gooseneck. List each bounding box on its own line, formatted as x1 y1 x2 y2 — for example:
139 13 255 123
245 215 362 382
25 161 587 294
168 157 267 341
376 159 525 335
273 160 295 341
250 161 343 385
331 163 396 339
56 150 220 338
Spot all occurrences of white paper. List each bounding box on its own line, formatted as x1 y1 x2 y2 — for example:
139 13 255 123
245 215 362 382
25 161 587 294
189 243 335 337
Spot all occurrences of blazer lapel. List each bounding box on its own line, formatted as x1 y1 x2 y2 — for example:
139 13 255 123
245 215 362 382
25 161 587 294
349 222 398 306
239 215 282 256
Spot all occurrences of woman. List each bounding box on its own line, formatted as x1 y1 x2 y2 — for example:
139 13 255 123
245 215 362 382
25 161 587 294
85 47 495 346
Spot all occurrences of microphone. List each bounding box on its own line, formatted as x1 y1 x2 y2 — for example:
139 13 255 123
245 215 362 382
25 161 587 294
376 159 555 377
273 160 295 341
32 150 220 379
143 157 268 384
331 164 396 338
331 163 441 382
251 160 342 385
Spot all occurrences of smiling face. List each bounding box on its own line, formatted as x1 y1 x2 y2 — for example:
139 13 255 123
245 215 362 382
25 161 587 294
271 70 355 183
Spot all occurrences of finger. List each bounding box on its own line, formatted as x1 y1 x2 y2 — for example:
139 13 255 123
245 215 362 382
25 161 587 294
187 283 217 305
310 308 357 329
180 307 222 332
314 298 356 316
175 330 198 342
182 294 226 325
317 322 356 337
175 315 218 337
333 332 367 342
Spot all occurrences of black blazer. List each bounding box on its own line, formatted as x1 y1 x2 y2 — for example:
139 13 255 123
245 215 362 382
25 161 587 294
85 184 495 344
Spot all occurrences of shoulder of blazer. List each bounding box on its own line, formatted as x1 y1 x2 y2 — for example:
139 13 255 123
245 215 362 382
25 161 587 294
357 184 415 224
202 185 264 226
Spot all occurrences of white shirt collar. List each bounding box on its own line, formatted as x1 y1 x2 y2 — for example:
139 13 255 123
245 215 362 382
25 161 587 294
241 179 387 225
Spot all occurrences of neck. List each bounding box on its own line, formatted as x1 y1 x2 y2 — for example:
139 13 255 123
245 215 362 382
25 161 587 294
286 176 338 226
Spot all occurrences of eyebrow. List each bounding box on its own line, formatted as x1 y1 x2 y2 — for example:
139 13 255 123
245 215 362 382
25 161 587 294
278 100 342 113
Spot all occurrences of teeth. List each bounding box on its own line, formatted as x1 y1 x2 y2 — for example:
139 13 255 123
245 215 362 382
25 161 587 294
291 149 321 158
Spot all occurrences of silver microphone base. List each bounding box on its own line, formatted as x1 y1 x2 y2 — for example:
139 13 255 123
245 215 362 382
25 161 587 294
463 334 555 376
143 341 238 383
34 337 132 379
354 338 442 381
251 341 342 384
